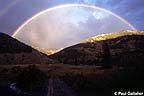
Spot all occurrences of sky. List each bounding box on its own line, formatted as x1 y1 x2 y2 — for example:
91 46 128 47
13 5 134 48
0 0 144 35
0 0 144 49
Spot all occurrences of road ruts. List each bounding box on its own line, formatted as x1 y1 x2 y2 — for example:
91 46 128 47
47 78 78 96
48 78 54 96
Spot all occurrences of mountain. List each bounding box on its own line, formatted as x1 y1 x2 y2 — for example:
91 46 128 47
0 32 55 64
49 30 144 67
81 30 144 42
33 46 63 55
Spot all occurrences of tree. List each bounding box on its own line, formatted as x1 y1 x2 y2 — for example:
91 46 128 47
101 41 112 68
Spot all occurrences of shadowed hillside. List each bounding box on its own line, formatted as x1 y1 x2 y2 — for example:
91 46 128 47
49 30 144 67
48 30 144 95
0 30 144 96
0 32 55 64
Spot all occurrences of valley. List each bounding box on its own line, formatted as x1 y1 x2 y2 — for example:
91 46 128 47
0 30 144 96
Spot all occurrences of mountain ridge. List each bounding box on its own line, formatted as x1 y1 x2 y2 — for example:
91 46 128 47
49 30 144 67
0 32 55 64
81 30 144 43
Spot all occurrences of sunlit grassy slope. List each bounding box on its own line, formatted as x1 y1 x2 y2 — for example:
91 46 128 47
81 30 144 43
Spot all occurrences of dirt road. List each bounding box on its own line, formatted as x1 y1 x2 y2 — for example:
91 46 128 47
47 78 78 96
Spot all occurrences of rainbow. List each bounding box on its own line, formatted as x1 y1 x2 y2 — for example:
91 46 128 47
12 4 136 37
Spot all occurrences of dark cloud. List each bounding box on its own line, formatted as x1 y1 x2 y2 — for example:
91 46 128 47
99 0 144 30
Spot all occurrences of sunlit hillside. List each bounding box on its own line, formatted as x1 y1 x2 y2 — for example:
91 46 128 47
49 30 144 66
32 46 63 55
81 30 144 43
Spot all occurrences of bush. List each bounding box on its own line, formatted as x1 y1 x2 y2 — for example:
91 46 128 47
15 65 47 92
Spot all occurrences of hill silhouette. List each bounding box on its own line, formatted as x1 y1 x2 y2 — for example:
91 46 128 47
48 30 144 95
49 30 144 68
0 32 55 64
